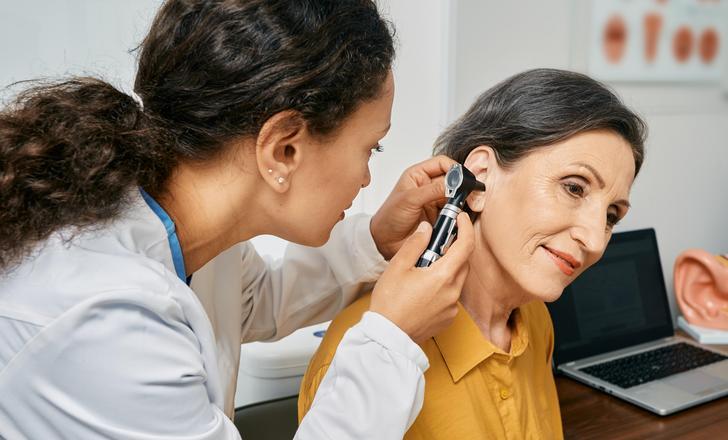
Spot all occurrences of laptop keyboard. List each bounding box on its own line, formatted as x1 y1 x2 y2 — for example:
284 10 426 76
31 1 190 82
580 342 728 389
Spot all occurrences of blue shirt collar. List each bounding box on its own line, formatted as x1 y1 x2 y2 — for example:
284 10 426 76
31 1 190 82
139 188 190 285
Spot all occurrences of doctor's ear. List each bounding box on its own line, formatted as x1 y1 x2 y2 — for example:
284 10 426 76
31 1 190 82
463 146 496 213
255 110 308 193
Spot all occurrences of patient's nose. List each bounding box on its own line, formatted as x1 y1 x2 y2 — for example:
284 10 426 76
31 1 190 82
571 210 609 256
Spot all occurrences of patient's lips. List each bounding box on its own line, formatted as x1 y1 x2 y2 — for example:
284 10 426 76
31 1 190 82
542 246 581 276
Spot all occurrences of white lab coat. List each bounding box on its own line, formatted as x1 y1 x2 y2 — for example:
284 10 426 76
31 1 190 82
0 190 429 439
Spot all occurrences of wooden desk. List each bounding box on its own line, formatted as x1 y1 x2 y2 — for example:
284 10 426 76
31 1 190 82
557 376 728 439
557 335 728 440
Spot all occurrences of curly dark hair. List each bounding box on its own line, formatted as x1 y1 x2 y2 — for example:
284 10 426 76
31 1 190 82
434 68 646 176
0 0 395 270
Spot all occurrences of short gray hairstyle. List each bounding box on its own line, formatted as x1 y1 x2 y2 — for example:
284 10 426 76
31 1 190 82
434 68 646 176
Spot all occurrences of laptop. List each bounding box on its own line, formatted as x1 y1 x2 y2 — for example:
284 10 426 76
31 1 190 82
547 228 728 416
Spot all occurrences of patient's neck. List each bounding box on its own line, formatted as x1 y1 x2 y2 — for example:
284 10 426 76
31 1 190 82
460 248 528 353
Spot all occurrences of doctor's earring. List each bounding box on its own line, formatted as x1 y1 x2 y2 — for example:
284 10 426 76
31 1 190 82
266 168 286 185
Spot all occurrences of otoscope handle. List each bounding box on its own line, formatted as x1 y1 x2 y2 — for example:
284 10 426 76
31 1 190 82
416 203 461 267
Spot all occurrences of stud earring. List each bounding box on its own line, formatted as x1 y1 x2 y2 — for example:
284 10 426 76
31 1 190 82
277 176 285 184
267 169 273 174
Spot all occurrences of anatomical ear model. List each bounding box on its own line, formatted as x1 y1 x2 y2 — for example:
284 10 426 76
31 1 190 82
674 249 728 330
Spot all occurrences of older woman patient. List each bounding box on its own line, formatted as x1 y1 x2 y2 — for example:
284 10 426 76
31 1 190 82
298 68 646 439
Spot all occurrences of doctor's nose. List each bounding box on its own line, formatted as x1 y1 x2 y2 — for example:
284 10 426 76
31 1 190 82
362 167 372 188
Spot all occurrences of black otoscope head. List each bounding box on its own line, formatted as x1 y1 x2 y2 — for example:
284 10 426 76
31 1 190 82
445 163 486 209
415 163 485 267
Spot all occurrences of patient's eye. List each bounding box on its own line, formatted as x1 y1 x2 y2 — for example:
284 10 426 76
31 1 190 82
563 181 585 197
607 212 620 228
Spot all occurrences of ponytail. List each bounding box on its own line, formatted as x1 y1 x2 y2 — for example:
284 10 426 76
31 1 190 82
0 0 396 271
0 78 174 270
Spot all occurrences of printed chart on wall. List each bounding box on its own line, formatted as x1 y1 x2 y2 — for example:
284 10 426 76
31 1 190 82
589 0 726 82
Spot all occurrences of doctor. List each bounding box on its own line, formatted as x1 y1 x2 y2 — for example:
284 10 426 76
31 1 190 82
0 0 472 439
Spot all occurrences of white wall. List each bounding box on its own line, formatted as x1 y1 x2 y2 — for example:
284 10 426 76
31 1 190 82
0 0 162 101
364 0 451 209
4 1 724 322
449 0 728 320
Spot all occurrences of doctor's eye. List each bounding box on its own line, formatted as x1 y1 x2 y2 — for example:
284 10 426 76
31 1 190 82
368 143 384 160
562 181 585 197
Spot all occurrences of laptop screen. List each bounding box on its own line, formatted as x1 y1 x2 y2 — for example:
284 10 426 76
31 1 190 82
547 228 674 365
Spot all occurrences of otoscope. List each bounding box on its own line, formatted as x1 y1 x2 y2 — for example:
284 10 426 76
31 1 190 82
416 163 485 268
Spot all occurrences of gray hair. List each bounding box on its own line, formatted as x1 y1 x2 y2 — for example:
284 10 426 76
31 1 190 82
434 69 646 176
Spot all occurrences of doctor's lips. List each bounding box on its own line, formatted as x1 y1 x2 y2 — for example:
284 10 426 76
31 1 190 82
340 203 352 220
542 246 582 276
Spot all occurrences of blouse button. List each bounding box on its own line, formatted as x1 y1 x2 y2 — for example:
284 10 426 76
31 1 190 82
500 389 511 400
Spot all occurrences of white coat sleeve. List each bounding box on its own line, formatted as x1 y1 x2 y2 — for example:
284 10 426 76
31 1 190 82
0 292 242 440
239 214 388 342
295 311 430 440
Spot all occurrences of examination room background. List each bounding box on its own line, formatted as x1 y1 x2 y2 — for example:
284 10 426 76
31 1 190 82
2 0 727 324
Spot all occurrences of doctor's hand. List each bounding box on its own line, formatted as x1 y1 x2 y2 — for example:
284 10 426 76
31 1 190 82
370 155 457 260
369 213 474 344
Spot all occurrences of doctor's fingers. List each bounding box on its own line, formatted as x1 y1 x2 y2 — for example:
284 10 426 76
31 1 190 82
426 300 460 338
389 221 433 270
427 263 469 309
450 262 470 290
403 177 446 210
414 177 447 224
403 155 457 186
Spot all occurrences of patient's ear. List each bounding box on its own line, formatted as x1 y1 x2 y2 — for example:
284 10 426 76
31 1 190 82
463 146 495 213
674 249 728 330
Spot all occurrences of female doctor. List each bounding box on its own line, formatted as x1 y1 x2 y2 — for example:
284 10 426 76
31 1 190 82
0 0 473 439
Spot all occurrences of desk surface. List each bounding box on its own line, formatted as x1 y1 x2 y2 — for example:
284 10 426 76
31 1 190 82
557 333 728 440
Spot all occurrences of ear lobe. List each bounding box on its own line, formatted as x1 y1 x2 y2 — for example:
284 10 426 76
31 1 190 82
255 111 306 193
674 249 728 329
463 146 494 213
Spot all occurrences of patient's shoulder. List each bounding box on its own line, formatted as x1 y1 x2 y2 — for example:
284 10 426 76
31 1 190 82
324 292 373 344
304 293 371 373
297 292 372 421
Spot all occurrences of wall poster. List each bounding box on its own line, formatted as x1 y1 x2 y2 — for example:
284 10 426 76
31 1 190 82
589 0 726 82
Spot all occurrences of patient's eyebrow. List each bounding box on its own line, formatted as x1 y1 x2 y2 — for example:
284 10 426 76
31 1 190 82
575 162 605 188
574 162 631 209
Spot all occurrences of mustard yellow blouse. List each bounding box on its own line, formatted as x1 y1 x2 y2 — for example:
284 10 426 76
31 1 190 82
298 293 563 440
